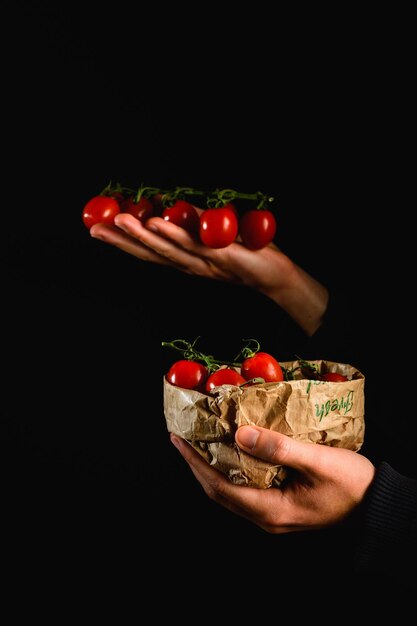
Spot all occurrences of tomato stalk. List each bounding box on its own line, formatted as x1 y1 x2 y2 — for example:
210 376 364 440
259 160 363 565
233 338 261 361
100 180 137 198
161 337 242 373
206 189 274 210
281 357 321 381
101 183 274 210
135 185 162 203
239 377 266 386
163 338 326 384
159 187 206 209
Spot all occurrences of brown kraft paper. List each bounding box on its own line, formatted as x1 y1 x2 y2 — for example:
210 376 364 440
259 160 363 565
163 360 365 489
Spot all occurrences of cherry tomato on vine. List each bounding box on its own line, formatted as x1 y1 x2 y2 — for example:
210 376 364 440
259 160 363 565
205 368 246 393
150 194 165 216
239 209 277 250
225 202 239 216
82 196 121 230
121 196 154 222
199 205 239 248
166 360 208 390
162 200 200 233
108 191 125 203
241 352 284 382
320 372 348 382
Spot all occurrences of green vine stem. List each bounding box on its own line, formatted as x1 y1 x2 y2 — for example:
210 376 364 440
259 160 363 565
207 189 274 209
135 186 163 203
281 356 321 381
161 337 242 373
162 338 322 383
233 338 261 362
100 181 137 198
101 182 275 210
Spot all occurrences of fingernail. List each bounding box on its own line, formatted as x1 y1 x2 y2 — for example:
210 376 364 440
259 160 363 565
170 434 182 450
237 426 259 450
147 223 159 233
90 231 105 241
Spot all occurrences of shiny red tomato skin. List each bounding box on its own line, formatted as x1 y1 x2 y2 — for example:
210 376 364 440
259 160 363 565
224 202 239 216
82 196 121 229
320 372 348 382
239 209 277 250
166 360 208 390
121 196 154 222
150 194 165 216
205 368 246 393
199 207 239 248
109 191 125 202
241 352 284 382
162 200 200 233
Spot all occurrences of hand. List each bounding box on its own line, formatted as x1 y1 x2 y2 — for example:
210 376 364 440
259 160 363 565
90 213 328 335
170 426 376 533
90 211 292 290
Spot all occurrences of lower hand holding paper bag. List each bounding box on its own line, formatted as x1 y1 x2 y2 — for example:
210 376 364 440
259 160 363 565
163 359 365 489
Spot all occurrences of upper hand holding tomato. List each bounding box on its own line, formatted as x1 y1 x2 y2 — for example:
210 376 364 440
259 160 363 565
83 184 277 251
87 184 329 336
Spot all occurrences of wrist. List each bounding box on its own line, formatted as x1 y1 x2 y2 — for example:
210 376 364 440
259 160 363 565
260 260 329 336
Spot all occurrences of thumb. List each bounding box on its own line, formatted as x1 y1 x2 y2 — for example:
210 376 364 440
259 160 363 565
235 425 320 473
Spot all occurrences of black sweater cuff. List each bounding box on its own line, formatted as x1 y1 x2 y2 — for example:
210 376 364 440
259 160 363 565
354 461 417 587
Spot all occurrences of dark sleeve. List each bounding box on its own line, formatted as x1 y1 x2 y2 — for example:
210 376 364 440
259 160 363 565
354 462 417 588
302 292 417 592
301 288 417 476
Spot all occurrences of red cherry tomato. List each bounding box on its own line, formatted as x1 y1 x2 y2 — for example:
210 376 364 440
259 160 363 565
162 200 200 233
241 352 284 382
150 194 165 216
199 206 239 248
224 202 239 216
108 191 125 202
82 195 121 229
239 209 277 250
166 360 208 390
205 368 246 393
121 196 154 222
320 372 348 382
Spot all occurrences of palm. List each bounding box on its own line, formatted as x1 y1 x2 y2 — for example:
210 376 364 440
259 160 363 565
90 214 293 293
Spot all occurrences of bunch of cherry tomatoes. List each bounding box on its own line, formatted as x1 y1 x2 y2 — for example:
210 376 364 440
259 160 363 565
163 338 348 395
82 183 277 250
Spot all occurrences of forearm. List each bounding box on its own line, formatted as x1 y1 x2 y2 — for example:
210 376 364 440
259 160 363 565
259 259 329 336
89 220 329 336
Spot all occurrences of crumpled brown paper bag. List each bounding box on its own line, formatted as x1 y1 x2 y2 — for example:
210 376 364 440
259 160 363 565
163 360 365 488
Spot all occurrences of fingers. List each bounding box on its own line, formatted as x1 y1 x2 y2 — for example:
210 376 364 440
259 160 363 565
90 214 239 280
169 434 235 496
116 214 200 252
89 223 175 266
170 434 285 525
236 426 322 474
90 216 210 274
117 215 234 271
89 213 281 288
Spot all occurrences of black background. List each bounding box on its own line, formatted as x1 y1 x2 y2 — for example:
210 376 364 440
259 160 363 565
3 1 415 608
